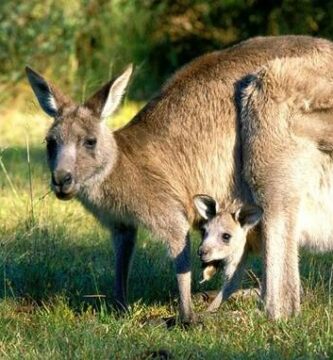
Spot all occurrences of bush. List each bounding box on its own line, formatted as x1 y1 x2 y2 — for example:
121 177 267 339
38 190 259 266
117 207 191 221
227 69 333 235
1 0 333 103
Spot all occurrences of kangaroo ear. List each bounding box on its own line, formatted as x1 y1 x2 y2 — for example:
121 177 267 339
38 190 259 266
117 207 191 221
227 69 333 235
234 204 263 230
84 64 133 119
193 194 219 220
25 66 73 117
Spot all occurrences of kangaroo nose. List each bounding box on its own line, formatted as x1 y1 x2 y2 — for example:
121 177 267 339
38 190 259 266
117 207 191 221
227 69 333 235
52 170 73 187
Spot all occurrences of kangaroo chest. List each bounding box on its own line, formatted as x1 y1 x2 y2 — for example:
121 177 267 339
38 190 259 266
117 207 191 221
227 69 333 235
78 183 126 229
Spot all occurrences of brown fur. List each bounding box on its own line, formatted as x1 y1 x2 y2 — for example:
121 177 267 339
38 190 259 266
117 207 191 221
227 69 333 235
26 35 333 323
241 48 333 319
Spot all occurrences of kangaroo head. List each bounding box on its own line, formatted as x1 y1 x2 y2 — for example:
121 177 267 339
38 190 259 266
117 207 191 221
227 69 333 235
26 65 133 200
194 194 262 264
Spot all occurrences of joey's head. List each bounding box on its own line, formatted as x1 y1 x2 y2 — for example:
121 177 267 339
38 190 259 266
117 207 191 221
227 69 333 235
26 65 133 200
194 195 262 264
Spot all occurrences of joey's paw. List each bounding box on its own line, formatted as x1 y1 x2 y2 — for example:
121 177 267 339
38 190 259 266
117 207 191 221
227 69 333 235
200 260 222 284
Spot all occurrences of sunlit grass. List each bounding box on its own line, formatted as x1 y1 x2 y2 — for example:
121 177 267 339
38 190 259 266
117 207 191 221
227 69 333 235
0 105 332 358
0 99 142 148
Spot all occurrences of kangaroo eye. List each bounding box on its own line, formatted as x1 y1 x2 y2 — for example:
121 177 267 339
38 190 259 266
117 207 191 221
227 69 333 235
46 137 57 151
222 233 231 242
84 138 97 149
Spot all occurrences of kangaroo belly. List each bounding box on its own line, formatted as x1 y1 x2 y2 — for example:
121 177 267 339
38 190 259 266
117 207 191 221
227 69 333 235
298 156 333 252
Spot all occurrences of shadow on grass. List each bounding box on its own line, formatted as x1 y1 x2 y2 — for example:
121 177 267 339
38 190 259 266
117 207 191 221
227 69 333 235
0 223 212 314
1 220 332 314
0 227 174 308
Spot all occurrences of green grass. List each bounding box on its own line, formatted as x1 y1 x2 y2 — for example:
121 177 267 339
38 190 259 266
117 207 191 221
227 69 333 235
0 104 332 359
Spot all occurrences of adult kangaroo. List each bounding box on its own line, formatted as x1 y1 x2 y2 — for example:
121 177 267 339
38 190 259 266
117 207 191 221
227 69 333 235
240 54 333 319
26 36 333 323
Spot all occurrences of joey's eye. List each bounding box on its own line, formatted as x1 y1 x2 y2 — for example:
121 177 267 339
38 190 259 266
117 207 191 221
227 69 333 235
222 233 231 242
84 138 97 149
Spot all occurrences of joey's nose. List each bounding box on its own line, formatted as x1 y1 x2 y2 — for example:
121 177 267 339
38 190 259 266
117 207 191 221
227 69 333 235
198 246 210 259
52 170 73 187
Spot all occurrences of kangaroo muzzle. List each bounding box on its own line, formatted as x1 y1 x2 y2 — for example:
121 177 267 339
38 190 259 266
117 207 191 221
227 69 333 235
52 169 77 200
50 144 79 200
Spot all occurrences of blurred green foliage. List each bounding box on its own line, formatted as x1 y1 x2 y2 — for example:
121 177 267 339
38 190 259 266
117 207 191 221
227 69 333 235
1 0 333 101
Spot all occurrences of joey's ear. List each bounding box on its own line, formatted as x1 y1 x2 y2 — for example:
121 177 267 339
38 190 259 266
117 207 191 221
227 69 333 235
193 194 219 220
25 66 73 117
235 204 263 230
84 64 133 119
